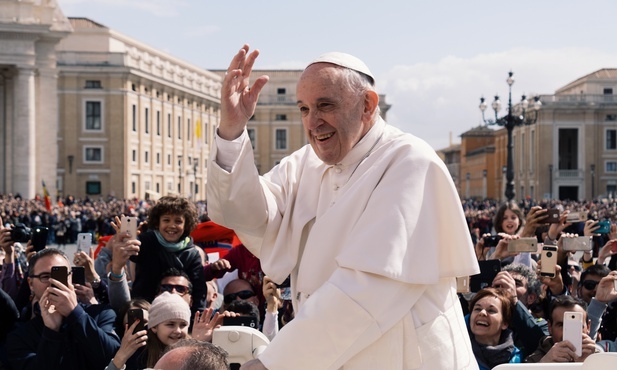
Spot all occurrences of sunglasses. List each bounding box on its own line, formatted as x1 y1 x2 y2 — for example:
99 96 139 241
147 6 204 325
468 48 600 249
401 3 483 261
568 264 582 272
581 280 600 290
159 284 191 296
224 290 256 304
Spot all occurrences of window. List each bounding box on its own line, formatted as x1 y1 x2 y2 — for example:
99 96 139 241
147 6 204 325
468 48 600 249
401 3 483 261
85 181 101 195
277 88 286 94
131 182 136 194
607 129 617 150
145 151 149 163
131 84 136 92
247 128 256 149
607 161 617 173
85 101 101 130
167 154 171 165
156 111 161 135
145 108 149 134
187 118 191 141
604 88 613 95
85 80 102 89
606 114 617 121
156 183 160 192
275 129 287 150
132 104 137 132
84 147 103 163
177 116 182 139
275 114 287 121
132 150 137 162
167 113 171 137
156 152 160 164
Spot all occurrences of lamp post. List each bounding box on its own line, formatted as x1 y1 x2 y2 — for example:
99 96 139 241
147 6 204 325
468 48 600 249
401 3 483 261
193 160 198 200
590 164 595 199
177 155 183 194
479 71 541 202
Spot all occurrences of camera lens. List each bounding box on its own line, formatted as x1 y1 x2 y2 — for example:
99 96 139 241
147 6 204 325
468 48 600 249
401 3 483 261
546 252 552 257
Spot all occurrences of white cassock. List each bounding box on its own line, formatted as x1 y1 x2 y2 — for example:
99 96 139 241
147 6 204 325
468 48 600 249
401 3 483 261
207 117 480 369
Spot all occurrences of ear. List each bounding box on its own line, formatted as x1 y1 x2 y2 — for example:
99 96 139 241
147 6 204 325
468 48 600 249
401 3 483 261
28 277 34 293
361 90 379 122
151 325 157 334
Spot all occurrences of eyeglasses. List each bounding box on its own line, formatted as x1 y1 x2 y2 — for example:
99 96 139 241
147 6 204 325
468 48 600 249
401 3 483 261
581 280 600 290
224 290 256 305
159 284 191 296
30 273 52 283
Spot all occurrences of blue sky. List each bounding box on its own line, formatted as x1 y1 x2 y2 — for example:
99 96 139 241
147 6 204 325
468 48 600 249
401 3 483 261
56 0 617 150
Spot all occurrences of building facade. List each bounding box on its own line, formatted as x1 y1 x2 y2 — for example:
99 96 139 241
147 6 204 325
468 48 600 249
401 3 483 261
0 0 72 198
56 18 221 200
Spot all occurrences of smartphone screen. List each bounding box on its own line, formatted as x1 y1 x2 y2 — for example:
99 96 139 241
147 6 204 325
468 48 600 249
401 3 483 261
127 308 146 334
50 265 69 287
76 233 92 253
120 215 138 238
31 226 49 252
563 311 583 357
71 266 86 286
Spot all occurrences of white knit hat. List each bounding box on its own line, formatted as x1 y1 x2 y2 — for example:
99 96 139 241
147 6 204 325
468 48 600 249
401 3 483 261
307 52 375 85
148 291 191 329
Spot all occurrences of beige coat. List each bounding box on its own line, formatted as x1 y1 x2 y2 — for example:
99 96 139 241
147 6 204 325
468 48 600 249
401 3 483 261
207 118 480 369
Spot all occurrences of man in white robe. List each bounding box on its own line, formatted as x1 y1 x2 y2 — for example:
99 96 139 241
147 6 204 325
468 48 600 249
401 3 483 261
207 44 480 369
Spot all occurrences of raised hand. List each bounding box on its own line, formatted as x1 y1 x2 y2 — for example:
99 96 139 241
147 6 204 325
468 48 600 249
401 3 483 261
219 44 270 140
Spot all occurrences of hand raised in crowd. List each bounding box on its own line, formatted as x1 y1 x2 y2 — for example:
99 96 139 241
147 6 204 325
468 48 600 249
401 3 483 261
579 333 598 362
547 210 572 241
46 277 79 318
39 288 63 332
491 271 518 305
583 219 600 237
0 216 15 263
111 215 145 238
112 320 148 369
474 233 491 261
597 240 617 265
109 232 141 275
209 258 231 273
487 234 519 261
73 249 98 282
73 282 97 305
520 206 548 237
537 261 564 296
219 44 270 140
594 271 617 304
191 307 226 343
263 276 283 313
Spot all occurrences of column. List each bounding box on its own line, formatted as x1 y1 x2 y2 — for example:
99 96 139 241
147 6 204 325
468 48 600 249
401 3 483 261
13 67 36 198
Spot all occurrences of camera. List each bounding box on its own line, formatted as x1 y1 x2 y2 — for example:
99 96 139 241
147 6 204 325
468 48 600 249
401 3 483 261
10 223 32 243
483 235 502 247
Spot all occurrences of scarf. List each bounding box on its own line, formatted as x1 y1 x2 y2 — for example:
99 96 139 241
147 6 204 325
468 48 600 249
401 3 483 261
471 328 516 369
154 230 190 252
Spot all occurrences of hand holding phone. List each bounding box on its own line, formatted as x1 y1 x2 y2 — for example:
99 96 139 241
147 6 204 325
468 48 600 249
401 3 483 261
507 237 538 253
540 245 558 278
127 308 146 334
51 265 69 287
71 266 86 286
76 233 92 253
120 215 138 238
563 311 583 357
31 226 49 252
562 236 592 251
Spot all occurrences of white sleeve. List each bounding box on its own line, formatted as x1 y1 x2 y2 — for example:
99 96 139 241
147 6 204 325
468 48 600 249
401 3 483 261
262 310 279 342
214 129 247 172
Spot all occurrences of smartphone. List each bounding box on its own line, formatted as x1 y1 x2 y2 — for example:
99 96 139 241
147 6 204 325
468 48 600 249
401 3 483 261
596 220 611 234
127 308 146 334
470 260 501 293
276 276 291 288
566 211 588 223
562 236 593 252
50 265 69 287
546 208 561 223
540 245 558 278
507 237 538 253
76 233 92 253
483 235 502 247
563 311 583 357
71 266 86 285
456 276 470 293
222 316 258 329
120 215 138 238
31 226 49 252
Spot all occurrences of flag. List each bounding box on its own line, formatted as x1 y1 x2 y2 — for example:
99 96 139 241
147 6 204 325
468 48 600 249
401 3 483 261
42 180 51 212
195 119 202 148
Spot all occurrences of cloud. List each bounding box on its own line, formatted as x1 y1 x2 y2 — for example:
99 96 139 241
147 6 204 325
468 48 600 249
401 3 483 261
379 47 617 150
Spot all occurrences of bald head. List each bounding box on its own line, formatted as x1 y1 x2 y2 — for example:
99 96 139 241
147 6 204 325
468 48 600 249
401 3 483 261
153 339 229 370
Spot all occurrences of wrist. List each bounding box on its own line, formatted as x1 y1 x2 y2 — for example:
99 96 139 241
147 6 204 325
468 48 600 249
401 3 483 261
109 269 125 281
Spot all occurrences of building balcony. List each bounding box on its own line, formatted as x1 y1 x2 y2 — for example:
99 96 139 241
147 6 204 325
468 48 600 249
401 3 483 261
555 169 584 178
538 94 617 106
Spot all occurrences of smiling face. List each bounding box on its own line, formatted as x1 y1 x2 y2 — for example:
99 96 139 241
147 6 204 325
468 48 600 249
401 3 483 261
158 213 185 243
470 295 508 346
501 209 521 235
296 64 376 165
151 319 188 346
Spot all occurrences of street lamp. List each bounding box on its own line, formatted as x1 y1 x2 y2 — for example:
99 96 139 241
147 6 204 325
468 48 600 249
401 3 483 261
479 71 541 202
193 160 198 200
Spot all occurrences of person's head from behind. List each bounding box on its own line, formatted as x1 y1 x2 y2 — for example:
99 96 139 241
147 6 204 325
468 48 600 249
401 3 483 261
146 292 191 367
547 295 589 342
577 264 610 304
147 195 198 243
206 280 219 309
296 52 380 165
28 248 71 301
468 287 514 346
222 278 258 312
158 268 193 307
225 299 260 328
494 202 524 235
154 338 228 370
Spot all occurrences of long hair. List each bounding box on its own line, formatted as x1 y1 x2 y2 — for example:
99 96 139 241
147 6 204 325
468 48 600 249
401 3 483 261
145 328 168 368
493 202 524 234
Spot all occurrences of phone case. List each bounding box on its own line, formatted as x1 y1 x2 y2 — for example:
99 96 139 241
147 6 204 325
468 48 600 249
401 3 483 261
32 226 49 252
127 308 145 334
51 266 69 287
566 211 588 223
596 220 611 234
456 276 470 293
540 245 558 277
546 209 561 223
71 266 86 285
563 311 583 357
507 237 538 253
121 215 138 237
562 236 592 251
76 233 92 252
